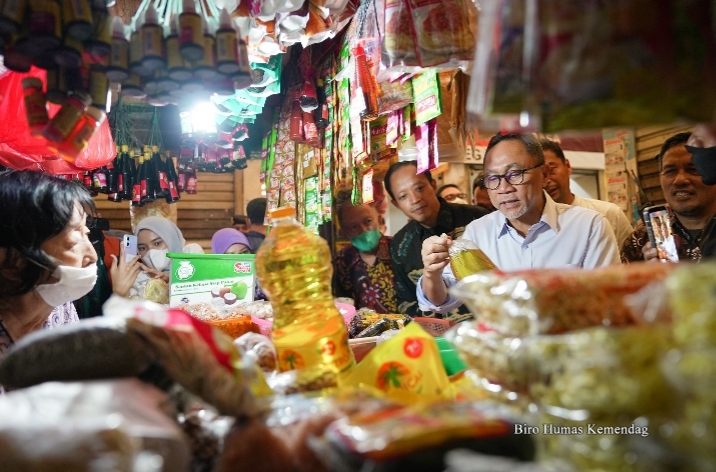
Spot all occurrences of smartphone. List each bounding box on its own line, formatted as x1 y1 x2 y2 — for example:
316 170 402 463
122 235 138 262
643 205 679 263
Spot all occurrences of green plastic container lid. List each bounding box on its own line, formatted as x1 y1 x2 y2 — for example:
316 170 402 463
435 337 467 376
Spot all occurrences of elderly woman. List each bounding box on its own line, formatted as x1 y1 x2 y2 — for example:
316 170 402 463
111 216 203 298
0 170 98 356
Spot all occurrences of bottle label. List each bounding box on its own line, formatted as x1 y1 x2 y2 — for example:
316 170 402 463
89 69 108 108
92 172 106 189
179 13 202 46
201 36 215 67
186 175 197 192
273 317 354 373
158 170 169 189
29 0 60 37
129 31 142 63
111 39 129 69
118 174 124 193
168 181 179 199
48 103 85 139
236 41 250 73
216 31 236 62
24 92 49 127
166 36 182 69
140 179 147 197
177 173 186 191
132 183 141 202
143 25 163 57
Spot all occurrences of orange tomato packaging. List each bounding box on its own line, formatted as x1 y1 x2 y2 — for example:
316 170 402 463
342 323 451 404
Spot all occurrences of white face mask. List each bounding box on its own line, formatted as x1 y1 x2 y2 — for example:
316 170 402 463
35 264 98 307
452 198 469 205
143 249 170 271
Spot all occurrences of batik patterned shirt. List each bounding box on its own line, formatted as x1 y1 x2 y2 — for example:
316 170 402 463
332 236 398 313
389 198 488 320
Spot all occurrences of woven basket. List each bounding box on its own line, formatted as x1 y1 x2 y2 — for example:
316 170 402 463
412 317 456 337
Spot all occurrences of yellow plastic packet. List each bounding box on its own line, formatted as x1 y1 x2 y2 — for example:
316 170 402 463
342 323 452 404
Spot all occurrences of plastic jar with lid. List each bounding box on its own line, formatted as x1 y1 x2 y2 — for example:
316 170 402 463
58 106 106 160
43 91 91 143
22 77 49 137
61 0 94 41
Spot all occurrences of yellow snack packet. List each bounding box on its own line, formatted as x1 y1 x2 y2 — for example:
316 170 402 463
342 323 452 404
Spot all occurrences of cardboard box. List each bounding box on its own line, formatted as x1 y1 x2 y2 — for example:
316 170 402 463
168 253 256 308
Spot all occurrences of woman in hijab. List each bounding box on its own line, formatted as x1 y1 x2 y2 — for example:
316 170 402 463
110 216 202 297
211 228 252 255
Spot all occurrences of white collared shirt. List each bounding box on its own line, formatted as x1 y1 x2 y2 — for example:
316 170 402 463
417 192 621 313
571 194 633 246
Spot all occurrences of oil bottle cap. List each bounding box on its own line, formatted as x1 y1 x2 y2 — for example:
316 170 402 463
270 207 296 220
219 8 231 29
112 16 127 39
144 4 158 25
182 0 196 13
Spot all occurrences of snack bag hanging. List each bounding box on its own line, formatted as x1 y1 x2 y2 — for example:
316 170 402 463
342 323 452 404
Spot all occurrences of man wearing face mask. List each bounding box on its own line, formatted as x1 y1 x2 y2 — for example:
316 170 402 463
0 171 98 381
332 201 398 313
437 184 470 205
685 124 716 259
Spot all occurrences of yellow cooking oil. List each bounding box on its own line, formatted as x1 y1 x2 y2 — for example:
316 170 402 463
449 239 498 280
256 207 354 374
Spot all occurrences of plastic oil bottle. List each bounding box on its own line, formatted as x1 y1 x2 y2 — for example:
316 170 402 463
256 207 355 374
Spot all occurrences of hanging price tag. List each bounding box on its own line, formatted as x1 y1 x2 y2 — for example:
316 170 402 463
362 168 374 204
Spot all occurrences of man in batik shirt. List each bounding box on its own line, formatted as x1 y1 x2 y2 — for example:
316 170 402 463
622 132 716 262
332 201 398 313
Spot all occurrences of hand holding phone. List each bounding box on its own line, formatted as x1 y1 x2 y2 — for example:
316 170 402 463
643 205 679 263
123 235 138 263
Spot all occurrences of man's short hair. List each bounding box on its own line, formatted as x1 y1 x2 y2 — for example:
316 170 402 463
336 200 377 226
472 173 486 192
539 139 566 162
233 215 246 226
436 184 459 197
383 161 433 201
485 133 545 166
657 132 692 170
246 198 267 224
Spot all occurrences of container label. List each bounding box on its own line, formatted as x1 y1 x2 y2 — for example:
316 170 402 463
169 254 256 307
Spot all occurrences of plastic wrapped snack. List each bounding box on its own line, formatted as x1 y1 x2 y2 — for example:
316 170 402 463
323 402 535 472
450 264 673 337
448 238 498 281
666 262 716 348
348 310 410 338
0 379 189 472
234 332 278 372
144 277 170 305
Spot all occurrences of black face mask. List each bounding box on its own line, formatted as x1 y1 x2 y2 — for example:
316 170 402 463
686 145 716 186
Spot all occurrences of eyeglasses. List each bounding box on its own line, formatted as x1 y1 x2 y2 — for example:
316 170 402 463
443 193 468 202
483 164 543 190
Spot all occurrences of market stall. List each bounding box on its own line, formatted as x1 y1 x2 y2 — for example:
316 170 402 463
2 0 716 470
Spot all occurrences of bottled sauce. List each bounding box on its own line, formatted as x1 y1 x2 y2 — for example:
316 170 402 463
152 145 169 198
185 168 197 194
303 110 318 147
299 76 318 110
131 151 142 206
87 2 111 57
141 4 165 72
164 151 180 203
58 105 105 159
62 0 93 41
45 67 67 104
256 207 355 374
138 151 149 202
43 91 91 143
215 9 239 75
129 12 149 76
315 79 329 129
106 152 119 197
106 16 129 82
2 41 32 72
19 0 62 56
22 77 49 137
178 0 203 61
166 17 190 81
448 239 498 281
120 145 134 200
54 35 83 68
115 147 124 195
195 18 217 80
231 39 251 89
89 67 109 111
354 44 379 121
92 165 108 193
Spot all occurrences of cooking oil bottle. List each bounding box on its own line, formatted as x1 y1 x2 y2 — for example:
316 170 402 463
256 207 354 374
448 238 498 280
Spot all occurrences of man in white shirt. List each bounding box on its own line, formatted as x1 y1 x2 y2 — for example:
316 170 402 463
418 133 621 314
540 139 633 246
